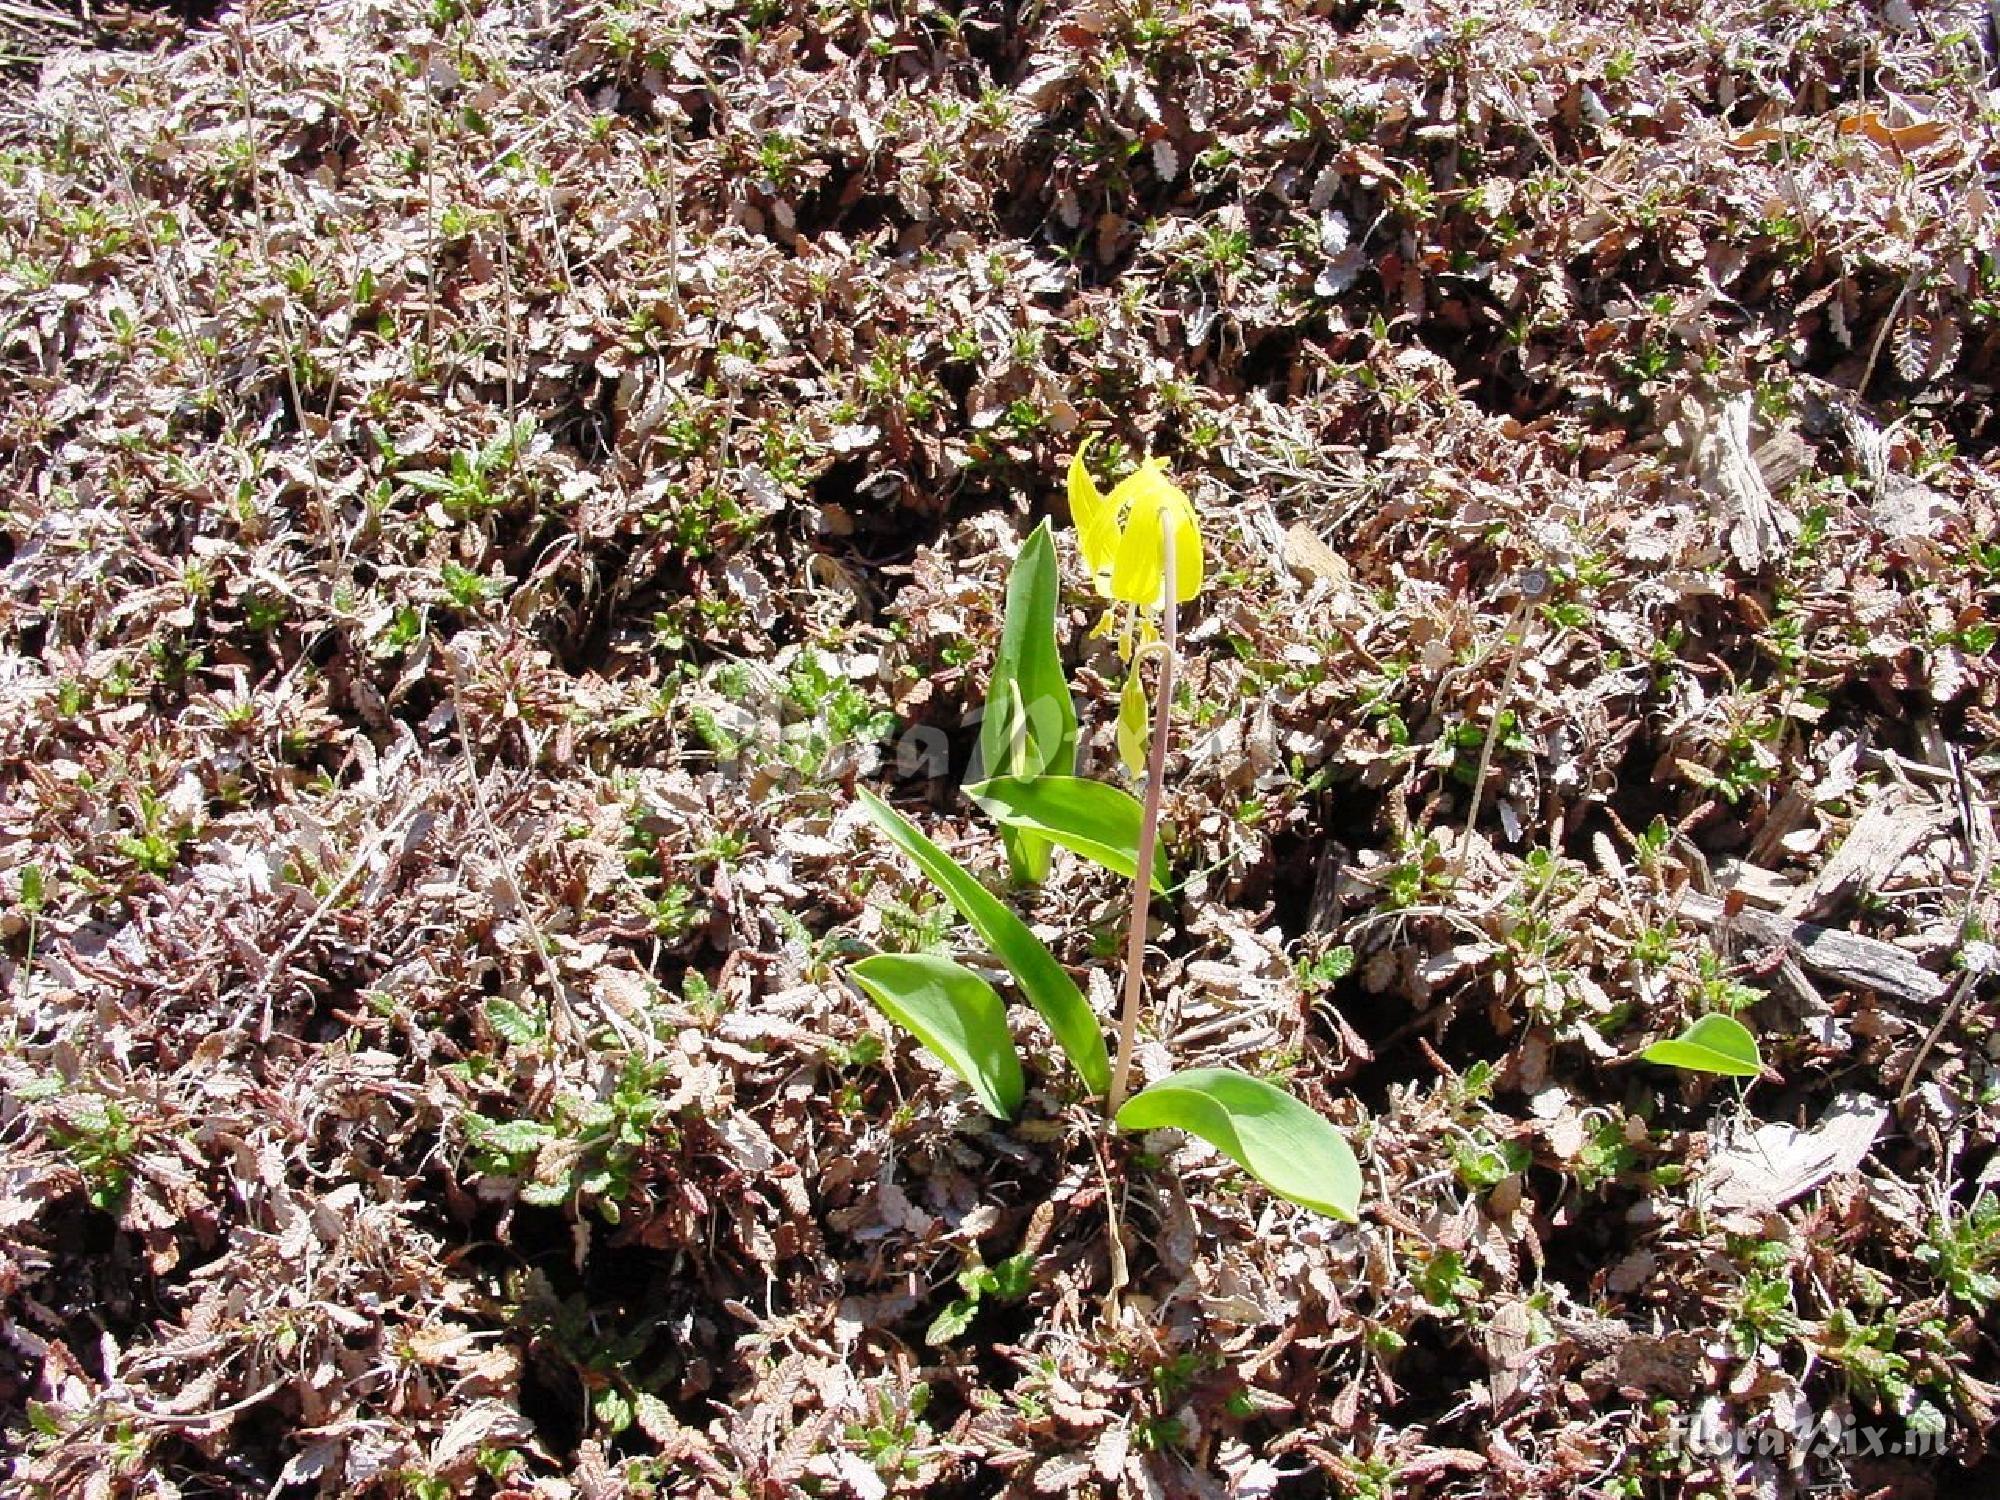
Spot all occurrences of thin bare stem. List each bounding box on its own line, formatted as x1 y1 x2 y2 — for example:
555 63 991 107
1107 524 1177 1116
497 210 518 418
1453 595 1530 879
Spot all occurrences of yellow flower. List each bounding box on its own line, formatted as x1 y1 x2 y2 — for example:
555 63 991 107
1067 444 1203 609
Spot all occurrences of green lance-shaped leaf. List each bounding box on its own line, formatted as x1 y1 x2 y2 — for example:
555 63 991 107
857 788 1110 1095
979 520 1079 884
1115 1067 1363 1222
963 775 1166 892
849 954 1024 1120
1640 1013 1765 1078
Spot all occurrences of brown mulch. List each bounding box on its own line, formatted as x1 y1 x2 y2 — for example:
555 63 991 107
2 0 1998 1495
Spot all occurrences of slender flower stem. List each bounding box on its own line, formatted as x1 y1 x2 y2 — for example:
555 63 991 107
1106 524 1177 1116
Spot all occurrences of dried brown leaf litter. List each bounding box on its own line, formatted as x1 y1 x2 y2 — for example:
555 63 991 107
3 0 1999 1495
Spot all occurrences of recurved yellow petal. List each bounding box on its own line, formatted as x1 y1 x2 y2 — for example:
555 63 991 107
1110 488 1164 605
1066 446 1204 610
1067 444 1118 596
1105 459 1184 528
1104 460 1202 607
1161 485 1204 604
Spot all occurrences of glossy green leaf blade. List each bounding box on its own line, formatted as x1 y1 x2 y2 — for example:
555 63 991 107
857 788 1110 1095
1115 1068 1362 1221
848 954 1024 1120
980 521 1078 884
963 776 1165 892
1640 1013 1764 1078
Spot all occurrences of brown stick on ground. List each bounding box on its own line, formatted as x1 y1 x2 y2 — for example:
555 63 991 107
1676 890 1947 1008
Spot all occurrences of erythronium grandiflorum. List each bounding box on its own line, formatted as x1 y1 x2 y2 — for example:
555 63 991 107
1067 442 1205 779
1099 452 1189 1115
1064 442 1207 1109
1067 442 1204 609
844 444 1361 1223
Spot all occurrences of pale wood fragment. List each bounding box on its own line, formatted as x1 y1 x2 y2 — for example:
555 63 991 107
1677 890 1947 1006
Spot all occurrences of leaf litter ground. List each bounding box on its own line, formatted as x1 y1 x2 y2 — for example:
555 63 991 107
2 1 1998 1495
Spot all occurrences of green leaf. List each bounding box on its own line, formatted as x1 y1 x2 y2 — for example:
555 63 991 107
926 1296 979 1346
519 1177 573 1208
858 789 1109 1095
483 996 546 1046
475 1118 554 1158
980 521 1079 883
593 1387 635 1436
1640 1013 1765 1078
848 953 1025 1120
1114 1068 1362 1222
986 1251 1035 1300
964 775 1165 891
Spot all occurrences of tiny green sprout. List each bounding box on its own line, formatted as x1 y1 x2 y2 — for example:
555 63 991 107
926 1251 1034 1345
1453 1131 1530 1192
1918 1191 2000 1311
1413 1248 1482 1314
1297 945 1356 988
46 1095 140 1211
1629 921 1676 969
845 1382 932 1479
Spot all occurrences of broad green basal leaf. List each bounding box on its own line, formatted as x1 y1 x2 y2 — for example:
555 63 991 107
980 524 1080 888
979 520 1078 884
848 954 1024 1120
1640 1013 1765 1078
857 788 1110 1095
963 776 1165 892
1114 1067 1362 1222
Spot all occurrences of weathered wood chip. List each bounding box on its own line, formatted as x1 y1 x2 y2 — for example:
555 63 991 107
1678 890 1946 1006
1781 787 1943 922
1280 522 1351 589
1684 391 1796 570
1704 1090 1888 1215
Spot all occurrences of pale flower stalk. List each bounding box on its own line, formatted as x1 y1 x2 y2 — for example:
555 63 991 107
1107 517 1177 1115
1065 443 1203 1114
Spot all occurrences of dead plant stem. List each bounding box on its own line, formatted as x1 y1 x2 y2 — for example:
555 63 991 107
497 209 518 417
1454 595 1531 879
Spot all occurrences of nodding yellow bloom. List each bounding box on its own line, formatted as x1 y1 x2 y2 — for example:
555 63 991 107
1067 444 1204 609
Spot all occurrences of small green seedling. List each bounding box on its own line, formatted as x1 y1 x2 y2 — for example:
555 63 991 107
1641 1013 1764 1078
848 447 1361 1223
927 1251 1034 1345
